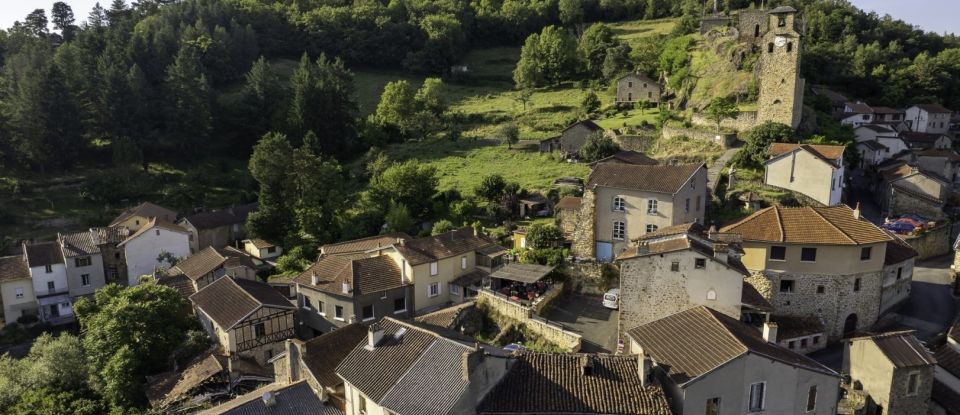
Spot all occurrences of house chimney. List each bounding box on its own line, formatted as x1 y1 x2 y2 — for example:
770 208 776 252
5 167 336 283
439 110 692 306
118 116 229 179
311 272 319 286
713 243 729 263
341 282 351 294
638 355 653 387
461 343 483 381
284 339 305 383
762 322 778 344
852 202 861 220
638 241 649 255
580 355 595 376
397 238 405 247
366 322 384 350
261 391 276 407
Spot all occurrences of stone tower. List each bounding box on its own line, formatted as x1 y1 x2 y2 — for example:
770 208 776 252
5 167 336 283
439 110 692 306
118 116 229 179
756 6 804 129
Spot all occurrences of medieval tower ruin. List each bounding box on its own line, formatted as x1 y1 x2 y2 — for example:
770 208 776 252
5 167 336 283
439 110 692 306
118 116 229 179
751 6 804 129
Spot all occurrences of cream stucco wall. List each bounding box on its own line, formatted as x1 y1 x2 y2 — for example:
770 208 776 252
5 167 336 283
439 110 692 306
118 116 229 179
344 383 389 415
30 263 68 297
764 150 843 206
410 253 477 314
63 253 105 298
123 228 191 285
1 279 36 324
740 242 886 275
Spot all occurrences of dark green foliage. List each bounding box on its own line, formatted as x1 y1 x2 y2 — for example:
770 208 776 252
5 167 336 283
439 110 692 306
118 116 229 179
732 122 794 169
371 78 446 140
579 23 630 81
525 223 563 249
476 174 508 201
371 160 440 221
704 97 738 132
520 248 568 266
581 92 601 115
514 26 579 88
431 219 455 235
578 131 620 162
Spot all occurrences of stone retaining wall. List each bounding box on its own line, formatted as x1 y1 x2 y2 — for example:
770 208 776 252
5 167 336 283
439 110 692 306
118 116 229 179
904 222 952 260
662 125 737 148
525 316 582 352
691 111 758 133
476 285 582 352
611 134 656 152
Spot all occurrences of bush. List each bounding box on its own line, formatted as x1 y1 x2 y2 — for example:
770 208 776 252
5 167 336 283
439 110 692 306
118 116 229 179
525 223 564 249
431 219 455 235
521 248 568 266
16 314 38 325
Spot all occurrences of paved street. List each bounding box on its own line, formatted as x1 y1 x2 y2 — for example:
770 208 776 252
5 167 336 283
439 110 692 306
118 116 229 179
543 293 619 353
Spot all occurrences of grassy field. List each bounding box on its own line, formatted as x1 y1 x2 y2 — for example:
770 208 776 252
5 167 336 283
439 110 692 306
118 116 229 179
608 18 678 48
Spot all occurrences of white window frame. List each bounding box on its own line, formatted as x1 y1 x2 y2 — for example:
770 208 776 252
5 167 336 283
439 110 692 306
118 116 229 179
317 300 325 316
461 256 467 270
613 196 626 212
647 199 658 214
15 288 23 299
428 282 440 298
748 381 766 412
430 261 439 276
646 224 658 233
450 283 461 296
393 297 407 314
612 221 626 241
302 296 312 310
81 274 90 286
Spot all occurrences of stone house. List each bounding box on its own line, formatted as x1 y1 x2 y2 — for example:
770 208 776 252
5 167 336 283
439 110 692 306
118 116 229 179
90 226 130 285
318 233 411 259
877 162 948 220
178 203 257 254
118 218 192 285
628 306 840 415
615 72 661 104
24 242 74 324
337 318 511 415
554 196 581 239
572 162 708 262
477 352 672 415
190 277 296 366
720 205 894 338
880 235 918 315
769 315 827 355
844 331 936 415
294 253 412 337
242 238 282 262
756 6 804 129
57 231 107 298
906 103 953 134
0 255 36 324
901 131 952 150
764 143 846 206
558 120 602 157
615 223 758 349
108 201 178 232
160 246 259 297
933 326 960 414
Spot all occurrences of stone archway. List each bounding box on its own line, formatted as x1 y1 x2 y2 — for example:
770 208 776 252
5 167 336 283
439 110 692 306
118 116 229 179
843 313 858 336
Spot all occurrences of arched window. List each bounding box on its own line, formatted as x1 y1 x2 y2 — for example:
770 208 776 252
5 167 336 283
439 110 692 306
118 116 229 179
787 42 793 52
768 43 774 53
707 289 717 301
773 99 782 105
754 24 760 38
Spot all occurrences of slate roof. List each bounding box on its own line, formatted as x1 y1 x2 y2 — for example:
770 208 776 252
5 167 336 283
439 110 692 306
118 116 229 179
157 274 197 297
23 242 63 267
379 339 472 415
587 163 703 193
857 140 888 151
109 201 177 227
851 331 936 368
189 277 294 329
300 323 367 387
490 263 555 284
858 124 897 134
884 234 918 265
588 150 659 167
555 196 582 211
720 205 892 246
58 231 100 257
117 217 190 247
182 203 257 230
320 233 412 256
563 119 601 133
913 103 952 113
393 227 497 265
478 353 672 414
0 255 30 283
296 254 406 297
936 345 960 380
201 380 341 415
770 315 826 340
767 143 845 167
336 318 469 404
171 247 257 281
627 306 837 385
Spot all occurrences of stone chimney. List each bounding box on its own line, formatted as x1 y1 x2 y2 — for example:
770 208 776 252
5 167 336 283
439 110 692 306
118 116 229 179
366 322 384 350
284 339 306 383
461 343 484 381
713 243 729 263
311 272 319 286
638 241 649 255
341 282 351 294
853 202 861 220
580 355 595 376
762 322 778 344
638 355 653 387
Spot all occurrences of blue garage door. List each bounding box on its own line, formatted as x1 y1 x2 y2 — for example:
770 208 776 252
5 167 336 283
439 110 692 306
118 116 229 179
596 242 613 263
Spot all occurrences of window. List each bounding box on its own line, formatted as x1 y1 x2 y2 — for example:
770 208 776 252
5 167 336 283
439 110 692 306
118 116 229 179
359 394 367 413
394 297 406 313
44 264 52 273
787 42 793 52
816 285 825 294
334 305 344 320
81 274 90 286
685 198 690 213
749 382 766 411
813 335 820 344
361 305 374 321
777 15 786 27
854 278 861 292
897 267 903 280
695 258 706 269
807 385 817 412
267 246 277 254
450 284 461 296
648 91 653 99
706 289 717 301
15 288 23 299
75 257 92 267
461 256 467 270
254 323 265 338
317 300 325 315
780 280 795 293
860 247 872 260
612 221 625 240
646 224 658 233
706 397 721 415
643 83 647 88
428 282 440 297
768 42 774 53
302 296 312 310
671 260 680 272
613 196 626 212
696 195 701 211
862 114 870 121
628 81 632 88
801 338 808 348
769 246 786 261
155 229 160 236
647 200 658 214
47 281 55 292
788 340 796 349
430 262 438 276
801 247 817 262
907 372 920 396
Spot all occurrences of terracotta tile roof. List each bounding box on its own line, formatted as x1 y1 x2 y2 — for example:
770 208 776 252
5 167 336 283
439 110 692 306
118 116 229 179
182 203 257 230
884 233 918 265
627 306 837 385
109 201 177 227
913 103 951 113
296 254 406 297
319 233 411 256
770 315 826 340
147 350 226 407
23 242 62 267
189 277 294 329
936 345 960 380
634 222 704 241
850 331 936 368
58 231 100 257
555 196 582 210
741 283 772 311
587 163 704 193
588 150 659 167
478 352 672 414
394 227 497 265
0 255 30 282
857 140 888 151
767 143 845 167
118 217 190 247
414 301 476 331
157 274 197 297
933 380 960 414
719 205 892 246
300 323 367 387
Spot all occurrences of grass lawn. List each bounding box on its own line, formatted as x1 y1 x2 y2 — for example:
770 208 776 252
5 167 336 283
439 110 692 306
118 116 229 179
608 18 678 48
381 139 589 195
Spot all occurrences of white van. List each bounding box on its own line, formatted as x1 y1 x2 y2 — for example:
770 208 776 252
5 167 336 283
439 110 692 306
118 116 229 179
602 288 620 309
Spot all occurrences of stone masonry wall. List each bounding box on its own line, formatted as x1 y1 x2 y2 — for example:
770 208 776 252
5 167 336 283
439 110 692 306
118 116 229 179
889 366 935 415
662 125 737 148
690 112 759 134
889 190 945 220
571 189 596 259
476 288 582 352
557 209 578 238
904 222 951 260
745 269 883 339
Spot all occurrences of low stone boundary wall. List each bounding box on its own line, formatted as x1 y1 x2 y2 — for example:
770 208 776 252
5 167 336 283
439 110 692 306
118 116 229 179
477 285 582 352
662 125 736 148
691 111 758 132
904 222 952 260
526 315 582 352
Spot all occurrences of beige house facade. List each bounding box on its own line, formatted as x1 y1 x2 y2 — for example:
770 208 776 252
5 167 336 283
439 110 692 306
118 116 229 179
845 331 936 415
0 255 37 324
108 201 178 232
764 143 845 206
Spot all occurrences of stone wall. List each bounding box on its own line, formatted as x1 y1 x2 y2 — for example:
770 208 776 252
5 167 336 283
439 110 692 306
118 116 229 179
611 134 655 152
571 189 596 259
737 10 768 43
690 112 758 134
476 287 582 352
889 189 945 220
904 222 951 260
525 316 582 352
663 124 738 148
746 269 883 339
888 366 935 415
557 209 578 238
566 262 607 295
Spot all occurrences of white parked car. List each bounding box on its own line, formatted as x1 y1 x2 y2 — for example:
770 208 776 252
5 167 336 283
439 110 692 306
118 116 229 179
602 288 620 309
